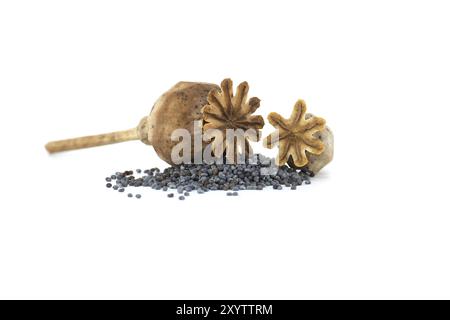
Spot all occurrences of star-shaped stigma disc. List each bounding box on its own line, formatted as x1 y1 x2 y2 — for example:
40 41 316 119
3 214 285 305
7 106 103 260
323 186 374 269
263 99 326 167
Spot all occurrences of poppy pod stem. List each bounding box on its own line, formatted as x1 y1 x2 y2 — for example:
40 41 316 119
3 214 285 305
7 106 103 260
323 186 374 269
45 117 150 153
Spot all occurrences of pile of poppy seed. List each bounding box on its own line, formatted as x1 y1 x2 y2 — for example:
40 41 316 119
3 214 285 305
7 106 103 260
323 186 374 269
105 154 314 200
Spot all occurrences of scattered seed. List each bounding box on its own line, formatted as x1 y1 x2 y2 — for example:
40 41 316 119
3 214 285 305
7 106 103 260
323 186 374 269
105 154 315 199
179 196 185 200
135 194 141 199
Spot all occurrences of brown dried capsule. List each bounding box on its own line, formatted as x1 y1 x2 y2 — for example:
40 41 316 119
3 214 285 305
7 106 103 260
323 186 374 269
263 99 326 168
45 81 219 164
202 78 265 160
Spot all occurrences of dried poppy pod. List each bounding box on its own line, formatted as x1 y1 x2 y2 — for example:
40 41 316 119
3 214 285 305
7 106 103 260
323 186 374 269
45 81 219 164
263 99 334 174
202 78 265 161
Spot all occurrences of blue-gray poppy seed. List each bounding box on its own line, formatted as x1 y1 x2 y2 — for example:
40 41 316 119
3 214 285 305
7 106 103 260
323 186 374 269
105 154 314 198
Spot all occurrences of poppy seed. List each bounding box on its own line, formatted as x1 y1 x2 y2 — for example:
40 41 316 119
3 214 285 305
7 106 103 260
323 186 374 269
105 154 314 199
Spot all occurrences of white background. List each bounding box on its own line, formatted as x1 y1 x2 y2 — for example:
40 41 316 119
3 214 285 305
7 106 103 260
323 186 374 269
1 0 449 299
